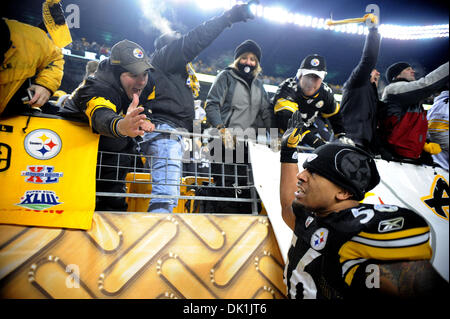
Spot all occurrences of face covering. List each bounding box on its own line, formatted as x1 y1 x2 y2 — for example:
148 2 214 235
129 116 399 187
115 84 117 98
237 63 256 77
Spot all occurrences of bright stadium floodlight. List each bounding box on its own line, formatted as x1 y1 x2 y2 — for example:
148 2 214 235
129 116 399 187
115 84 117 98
163 0 449 40
195 0 226 10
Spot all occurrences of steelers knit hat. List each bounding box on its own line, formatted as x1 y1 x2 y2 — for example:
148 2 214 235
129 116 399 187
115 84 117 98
110 39 153 75
303 143 380 201
234 39 262 62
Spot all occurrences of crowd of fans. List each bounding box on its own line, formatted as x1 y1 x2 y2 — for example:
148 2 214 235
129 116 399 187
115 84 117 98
64 35 343 90
1 1 449 300
1 2 448 214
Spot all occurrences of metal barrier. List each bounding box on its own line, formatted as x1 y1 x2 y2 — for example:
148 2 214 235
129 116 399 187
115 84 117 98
95 128 315 215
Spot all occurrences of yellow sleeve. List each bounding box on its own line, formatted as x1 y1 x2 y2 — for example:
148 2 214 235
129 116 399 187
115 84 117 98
34 37 65 94
339 226 432 286
273 98 299 114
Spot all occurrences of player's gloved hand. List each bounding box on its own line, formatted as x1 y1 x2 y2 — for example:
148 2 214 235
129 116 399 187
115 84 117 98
423 142 442 155
223 2 255 25
280 111 304 163
335 133 355 146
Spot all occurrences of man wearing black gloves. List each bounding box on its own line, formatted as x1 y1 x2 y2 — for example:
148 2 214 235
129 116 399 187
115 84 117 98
340 21 382 154
139 3 256 213
272 54 352 149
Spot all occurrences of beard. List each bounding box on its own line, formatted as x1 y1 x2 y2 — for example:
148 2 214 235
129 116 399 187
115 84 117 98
292 200 312 214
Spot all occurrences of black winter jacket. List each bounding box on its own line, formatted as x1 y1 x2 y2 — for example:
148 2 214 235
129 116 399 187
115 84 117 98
147 15 231 132
340 27 381 150
59 59 153 139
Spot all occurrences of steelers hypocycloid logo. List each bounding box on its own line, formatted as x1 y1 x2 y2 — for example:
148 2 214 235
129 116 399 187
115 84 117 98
310 58 320 67
24 129 62 160
133 48 144 59
310 227 328 251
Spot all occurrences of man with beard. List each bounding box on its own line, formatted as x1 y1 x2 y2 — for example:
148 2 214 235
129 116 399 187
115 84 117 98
279 111 447 299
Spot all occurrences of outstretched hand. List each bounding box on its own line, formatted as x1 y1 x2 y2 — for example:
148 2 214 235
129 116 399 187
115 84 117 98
224 2 255 24
117 94 154 137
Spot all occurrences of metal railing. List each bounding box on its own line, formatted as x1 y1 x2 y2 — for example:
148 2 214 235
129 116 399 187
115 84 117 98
95 128 315 215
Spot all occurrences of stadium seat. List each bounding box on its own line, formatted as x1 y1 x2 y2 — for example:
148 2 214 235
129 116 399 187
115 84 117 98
125 173 213 213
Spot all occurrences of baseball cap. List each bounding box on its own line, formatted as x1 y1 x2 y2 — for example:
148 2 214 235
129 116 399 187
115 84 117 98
110 40 153 75
296 54 327 80
303 143 380 201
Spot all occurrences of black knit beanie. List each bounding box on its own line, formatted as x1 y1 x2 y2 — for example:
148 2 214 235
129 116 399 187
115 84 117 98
234 39 262 62
303 143 380 201
386 62 411 83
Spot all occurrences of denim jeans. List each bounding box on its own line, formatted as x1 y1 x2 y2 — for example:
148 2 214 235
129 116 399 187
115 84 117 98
139 123 182 213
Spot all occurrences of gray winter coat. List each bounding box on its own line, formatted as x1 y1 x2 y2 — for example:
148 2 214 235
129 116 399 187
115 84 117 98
205 67 272 131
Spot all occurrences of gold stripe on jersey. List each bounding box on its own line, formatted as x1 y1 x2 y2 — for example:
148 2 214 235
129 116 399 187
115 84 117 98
344 265 360 286
85 97 117 128
321 102 340 118
274 98 298 114
339 237 432 264
357 227 430 241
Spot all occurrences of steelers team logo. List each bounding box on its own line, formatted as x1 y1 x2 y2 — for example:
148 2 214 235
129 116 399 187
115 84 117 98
310 58 320 67
133 48 144 59
310 227 328 251
24 129 62 160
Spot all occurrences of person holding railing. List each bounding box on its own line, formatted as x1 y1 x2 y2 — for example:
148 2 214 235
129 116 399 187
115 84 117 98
271 54 353 150
204 39 272 213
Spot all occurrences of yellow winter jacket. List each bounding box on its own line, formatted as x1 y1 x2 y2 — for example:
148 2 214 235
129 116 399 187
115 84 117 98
0 18 64 115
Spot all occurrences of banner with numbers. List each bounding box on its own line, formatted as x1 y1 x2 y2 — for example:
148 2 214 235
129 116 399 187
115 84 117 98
0 115 99 230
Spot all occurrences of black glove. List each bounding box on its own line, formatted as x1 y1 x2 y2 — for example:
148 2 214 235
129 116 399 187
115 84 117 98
223 3 255 25
280 111 304 163
49 2 66 25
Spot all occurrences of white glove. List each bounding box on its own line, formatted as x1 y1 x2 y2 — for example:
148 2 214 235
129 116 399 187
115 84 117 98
337 134 355 146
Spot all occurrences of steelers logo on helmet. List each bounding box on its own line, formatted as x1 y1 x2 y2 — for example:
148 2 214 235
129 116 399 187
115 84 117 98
133 48 144 59
310 58 320 67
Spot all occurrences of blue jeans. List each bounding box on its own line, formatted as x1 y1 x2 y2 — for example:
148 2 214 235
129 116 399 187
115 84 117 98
139 123 182 213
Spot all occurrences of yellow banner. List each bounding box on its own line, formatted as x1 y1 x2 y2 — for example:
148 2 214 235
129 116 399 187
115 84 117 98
0 115 99 229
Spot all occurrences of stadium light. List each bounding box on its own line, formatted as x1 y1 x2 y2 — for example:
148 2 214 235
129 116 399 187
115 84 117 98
160 0 448 40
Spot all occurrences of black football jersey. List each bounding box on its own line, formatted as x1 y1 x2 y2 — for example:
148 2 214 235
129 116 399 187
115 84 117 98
284 203 432 299
272 78 344 134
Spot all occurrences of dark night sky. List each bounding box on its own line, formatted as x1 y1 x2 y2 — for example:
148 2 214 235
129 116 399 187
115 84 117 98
4 0 449 85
